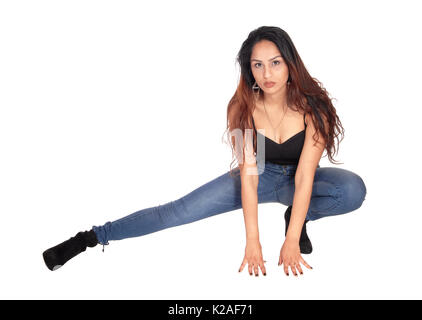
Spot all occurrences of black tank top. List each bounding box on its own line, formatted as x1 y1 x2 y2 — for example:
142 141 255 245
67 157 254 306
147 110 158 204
252 113 307 165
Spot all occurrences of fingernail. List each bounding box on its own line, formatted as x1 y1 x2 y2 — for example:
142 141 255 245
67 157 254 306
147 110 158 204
264 273 266 276
255 274 258 277
286 273 289 276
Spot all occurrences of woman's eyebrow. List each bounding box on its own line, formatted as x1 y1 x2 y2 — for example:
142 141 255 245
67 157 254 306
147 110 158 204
250 55 281 62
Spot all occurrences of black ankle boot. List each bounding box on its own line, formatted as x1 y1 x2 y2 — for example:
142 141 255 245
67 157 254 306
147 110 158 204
42 229 98 271
284 206 313 254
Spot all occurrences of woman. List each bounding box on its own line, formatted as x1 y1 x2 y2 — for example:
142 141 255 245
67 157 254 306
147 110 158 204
42 26 367 277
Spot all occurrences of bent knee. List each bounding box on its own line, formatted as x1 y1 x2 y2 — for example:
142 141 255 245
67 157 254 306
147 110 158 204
341 173 367 211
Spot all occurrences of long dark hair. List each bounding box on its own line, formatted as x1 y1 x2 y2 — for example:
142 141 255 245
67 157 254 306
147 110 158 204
222 26 345 177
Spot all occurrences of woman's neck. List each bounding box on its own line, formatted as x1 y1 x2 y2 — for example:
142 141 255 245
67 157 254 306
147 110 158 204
259 94 288 113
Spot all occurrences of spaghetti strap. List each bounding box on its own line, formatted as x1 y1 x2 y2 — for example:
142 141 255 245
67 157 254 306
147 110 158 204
303 113 307 127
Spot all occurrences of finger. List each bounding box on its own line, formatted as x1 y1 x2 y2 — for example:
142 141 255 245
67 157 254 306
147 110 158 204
260 261 267 276
248 263 254 276
299 257 313 270
254 264 259 277
278 257 283 267
290 263 298 277
261 261 267 276
239 259 247 272
296 263 304 275
283 263 289 276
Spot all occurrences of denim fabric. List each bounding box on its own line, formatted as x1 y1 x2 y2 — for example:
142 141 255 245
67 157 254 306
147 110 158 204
92 162 367 246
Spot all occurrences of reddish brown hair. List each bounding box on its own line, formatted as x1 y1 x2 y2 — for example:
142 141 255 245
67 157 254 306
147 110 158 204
222 26 345 177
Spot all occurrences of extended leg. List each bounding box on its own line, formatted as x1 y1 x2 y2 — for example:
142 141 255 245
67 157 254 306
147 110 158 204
92 166 279 245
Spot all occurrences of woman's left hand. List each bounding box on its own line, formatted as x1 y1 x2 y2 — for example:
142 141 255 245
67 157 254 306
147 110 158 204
278 239 312 276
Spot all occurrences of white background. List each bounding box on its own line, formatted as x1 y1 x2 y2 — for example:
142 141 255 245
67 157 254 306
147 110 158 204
1 0 421 299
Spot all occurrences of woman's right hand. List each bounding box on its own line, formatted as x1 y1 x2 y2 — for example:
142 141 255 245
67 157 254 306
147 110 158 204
238 240 267 276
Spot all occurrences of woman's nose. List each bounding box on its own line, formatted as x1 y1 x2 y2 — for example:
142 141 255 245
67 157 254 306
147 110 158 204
264 68 272 78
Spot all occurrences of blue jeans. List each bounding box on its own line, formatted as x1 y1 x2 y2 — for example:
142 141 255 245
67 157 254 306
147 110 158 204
92 162 367 246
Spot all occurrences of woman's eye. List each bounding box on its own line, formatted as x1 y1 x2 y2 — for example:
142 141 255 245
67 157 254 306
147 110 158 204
254 61 280 68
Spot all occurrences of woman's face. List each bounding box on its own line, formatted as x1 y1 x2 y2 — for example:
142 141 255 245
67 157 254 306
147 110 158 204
250 40 289 95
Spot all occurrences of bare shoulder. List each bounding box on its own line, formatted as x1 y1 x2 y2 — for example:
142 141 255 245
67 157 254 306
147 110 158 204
304 111 311 126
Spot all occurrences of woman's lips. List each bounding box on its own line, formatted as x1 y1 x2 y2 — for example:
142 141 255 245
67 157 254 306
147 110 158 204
264 82 275 88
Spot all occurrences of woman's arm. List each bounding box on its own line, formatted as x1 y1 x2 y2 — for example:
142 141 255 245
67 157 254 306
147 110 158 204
278 113 324 276
240 164 259 241
237 130 266 276
237 129 260 241
285 182 313 242
286 113 326 242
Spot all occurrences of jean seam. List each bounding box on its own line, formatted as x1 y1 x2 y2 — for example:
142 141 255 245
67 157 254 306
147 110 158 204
310 179 342 216
113 201 172 226
274 171 288 203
